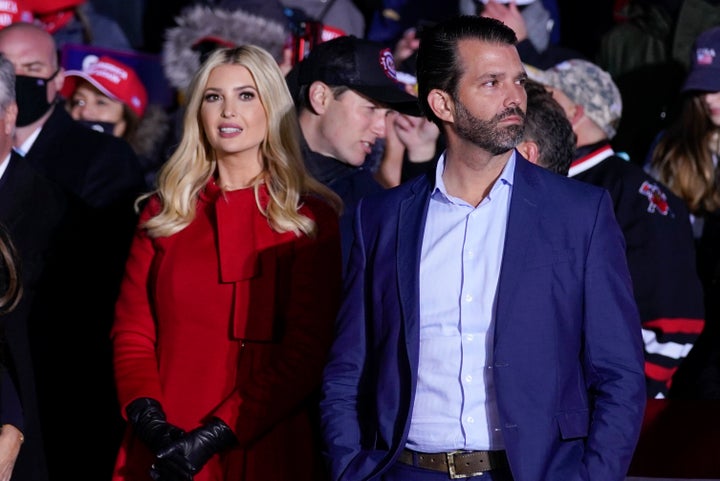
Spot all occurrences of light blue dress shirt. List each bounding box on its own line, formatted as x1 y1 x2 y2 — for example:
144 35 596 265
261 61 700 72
406 151 515 452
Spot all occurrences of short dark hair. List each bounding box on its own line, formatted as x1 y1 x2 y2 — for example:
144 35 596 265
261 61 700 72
523 79 576 176
416 15 517 126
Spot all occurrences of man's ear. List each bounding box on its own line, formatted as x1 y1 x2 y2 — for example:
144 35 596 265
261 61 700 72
569 103 584 126
516 140 540 165
307 81 331 115
4 102 17 134
427 88 454 123
52 66 65 91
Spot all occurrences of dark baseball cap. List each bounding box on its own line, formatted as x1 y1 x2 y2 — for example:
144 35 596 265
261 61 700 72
296 35 421 116
683 26 720 93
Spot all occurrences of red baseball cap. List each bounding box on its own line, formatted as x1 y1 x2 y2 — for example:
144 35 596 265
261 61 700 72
24 0 83 15
0 0 34 28
62 56 148 118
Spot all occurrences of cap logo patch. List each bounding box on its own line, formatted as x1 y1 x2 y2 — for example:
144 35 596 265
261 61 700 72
91 62 129 86
696 47 716 66
379 48 397 81
0 1 18 14
639 181 670 216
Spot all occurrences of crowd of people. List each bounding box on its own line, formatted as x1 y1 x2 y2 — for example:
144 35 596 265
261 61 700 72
0 0 718 480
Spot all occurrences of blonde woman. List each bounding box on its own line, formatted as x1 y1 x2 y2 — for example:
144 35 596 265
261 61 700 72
110 45 342 481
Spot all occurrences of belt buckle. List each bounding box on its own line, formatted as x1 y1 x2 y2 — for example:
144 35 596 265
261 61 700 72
446 450 483 479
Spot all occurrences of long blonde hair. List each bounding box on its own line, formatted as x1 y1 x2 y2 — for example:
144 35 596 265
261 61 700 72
142 45 341 238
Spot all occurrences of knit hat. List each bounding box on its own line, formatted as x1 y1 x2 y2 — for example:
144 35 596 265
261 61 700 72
682 26 720 93
0 0 33 28
526 59 622 139
296 35 420 116
62 56 148 117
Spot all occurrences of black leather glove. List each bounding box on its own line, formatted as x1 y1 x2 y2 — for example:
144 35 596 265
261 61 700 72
150 418 237 481
126 397 185 454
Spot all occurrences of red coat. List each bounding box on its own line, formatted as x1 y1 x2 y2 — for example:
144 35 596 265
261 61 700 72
111 180 342 481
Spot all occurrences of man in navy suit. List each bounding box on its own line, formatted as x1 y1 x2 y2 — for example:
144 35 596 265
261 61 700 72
320 15 646 481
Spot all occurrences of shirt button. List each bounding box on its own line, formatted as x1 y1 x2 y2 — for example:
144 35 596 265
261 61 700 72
465 375 472 382
465 294 473 302
467 416 475 423
466 334 474 341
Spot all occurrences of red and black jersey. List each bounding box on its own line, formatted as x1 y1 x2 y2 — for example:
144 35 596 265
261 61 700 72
571 141 705 398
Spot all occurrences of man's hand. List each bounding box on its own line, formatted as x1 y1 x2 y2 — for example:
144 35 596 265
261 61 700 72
393 114 440 163
481 0 528 41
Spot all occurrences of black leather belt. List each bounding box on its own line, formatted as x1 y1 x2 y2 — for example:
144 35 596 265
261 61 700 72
398 448 508 479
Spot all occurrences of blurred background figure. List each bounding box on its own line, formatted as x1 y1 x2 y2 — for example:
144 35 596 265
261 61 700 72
283 0 365 38
0 21 145 481
360 0 459 47
528 58 706 399
0 50 68 481
597 0 720 166
24 0 132 51
62 55 170 189
63 55 147 139
162 1 289 96
516 77 576 176
0 0 33 29
647 25 720 241
478 0 582 69
0 224 24 481
646 25 720 400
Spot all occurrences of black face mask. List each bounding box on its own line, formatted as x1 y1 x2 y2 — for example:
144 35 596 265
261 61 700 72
76 120 116 135
15 68 60 127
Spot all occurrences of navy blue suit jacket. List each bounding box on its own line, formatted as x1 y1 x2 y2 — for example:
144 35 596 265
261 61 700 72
320 154 646 481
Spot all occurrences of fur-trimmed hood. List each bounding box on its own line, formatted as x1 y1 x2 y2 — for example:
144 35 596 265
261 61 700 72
161 4 288 92
130 104 170 161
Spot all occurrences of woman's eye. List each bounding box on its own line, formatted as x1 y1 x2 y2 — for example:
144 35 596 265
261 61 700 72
204 93 220 102
239 91 255 101
71 98 86 108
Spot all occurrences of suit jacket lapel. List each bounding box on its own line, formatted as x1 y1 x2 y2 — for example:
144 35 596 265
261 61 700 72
397 175 432 349
495 157 542 338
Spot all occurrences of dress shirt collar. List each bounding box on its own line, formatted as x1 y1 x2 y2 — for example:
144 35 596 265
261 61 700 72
432 149 517 205
0 151 10 181
15 125 43 157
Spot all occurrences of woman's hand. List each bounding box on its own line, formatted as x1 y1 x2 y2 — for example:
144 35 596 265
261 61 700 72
0 424 23 481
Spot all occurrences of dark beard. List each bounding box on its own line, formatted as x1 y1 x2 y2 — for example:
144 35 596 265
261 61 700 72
454 100 525 155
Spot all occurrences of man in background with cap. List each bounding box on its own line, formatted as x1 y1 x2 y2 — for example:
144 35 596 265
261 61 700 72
289 35 430 266
515 77 576 176
528 58 706 399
